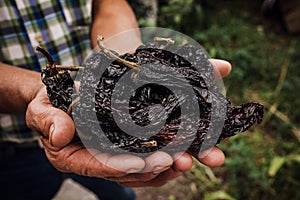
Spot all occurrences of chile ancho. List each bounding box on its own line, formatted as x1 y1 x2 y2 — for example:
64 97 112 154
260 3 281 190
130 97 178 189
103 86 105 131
36 37 264 155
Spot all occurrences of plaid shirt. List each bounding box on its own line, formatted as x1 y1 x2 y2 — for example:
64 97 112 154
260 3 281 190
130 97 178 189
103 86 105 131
0 0 92 142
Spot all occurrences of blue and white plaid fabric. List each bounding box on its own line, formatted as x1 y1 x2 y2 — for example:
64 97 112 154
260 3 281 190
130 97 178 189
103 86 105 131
0 0 92 142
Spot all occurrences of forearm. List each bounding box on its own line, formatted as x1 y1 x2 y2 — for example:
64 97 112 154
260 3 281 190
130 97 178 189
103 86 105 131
91 0 140 48
0 62 43 114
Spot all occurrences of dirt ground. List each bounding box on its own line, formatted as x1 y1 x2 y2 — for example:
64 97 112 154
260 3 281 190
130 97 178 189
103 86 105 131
53 176 192 200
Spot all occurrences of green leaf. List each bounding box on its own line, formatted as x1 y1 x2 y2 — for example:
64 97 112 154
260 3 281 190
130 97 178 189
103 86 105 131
268 156 286 177
290 154 300 163
204 191 235 200
168 195 176 200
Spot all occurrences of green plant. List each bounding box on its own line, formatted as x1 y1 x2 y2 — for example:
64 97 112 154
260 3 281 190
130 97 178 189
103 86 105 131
131 0 300 199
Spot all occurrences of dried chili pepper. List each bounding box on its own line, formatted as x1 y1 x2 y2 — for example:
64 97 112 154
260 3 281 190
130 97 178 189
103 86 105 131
36 46 76 113
37 38 264 155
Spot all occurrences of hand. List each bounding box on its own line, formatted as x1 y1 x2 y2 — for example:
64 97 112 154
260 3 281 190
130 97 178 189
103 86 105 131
25 86 181 187
25 59 231 187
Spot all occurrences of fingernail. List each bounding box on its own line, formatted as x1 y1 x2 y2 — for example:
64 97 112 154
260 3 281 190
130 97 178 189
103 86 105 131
126 167 143 174
198 149 211 159
153 165 170 175
49 124 55 146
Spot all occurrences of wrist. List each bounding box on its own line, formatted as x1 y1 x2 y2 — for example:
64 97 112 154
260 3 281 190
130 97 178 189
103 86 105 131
91 0 140 49
0 62 43 113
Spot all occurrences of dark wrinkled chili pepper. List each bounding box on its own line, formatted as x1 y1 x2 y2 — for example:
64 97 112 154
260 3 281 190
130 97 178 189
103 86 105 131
36 46 76 113
37 38 263 154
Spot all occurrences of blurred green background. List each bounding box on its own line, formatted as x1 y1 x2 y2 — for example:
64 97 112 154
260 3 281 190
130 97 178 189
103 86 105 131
129 0 300 199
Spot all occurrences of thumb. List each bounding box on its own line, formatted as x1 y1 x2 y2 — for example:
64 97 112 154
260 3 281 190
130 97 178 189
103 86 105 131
26 88 75 148
48 109 75 147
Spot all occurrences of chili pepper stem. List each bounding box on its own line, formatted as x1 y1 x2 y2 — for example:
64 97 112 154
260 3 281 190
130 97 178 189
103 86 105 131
36 46 55 66
36 46 57 76
56 65 84 71
140 140 157 147
97 35 139 70
67 97 80 115
154 37 175 49
36 46 83 74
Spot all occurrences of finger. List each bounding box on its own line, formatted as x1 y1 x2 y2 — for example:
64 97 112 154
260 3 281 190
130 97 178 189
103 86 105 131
86 152 146 178
142 151 173 174
41 141 145 178
104 170 158 183
105 151 176 183
172 152 193 172
121 167 182 188
191 146 225 168
105 151 174 183
101 153 146 174
209 59 232 79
